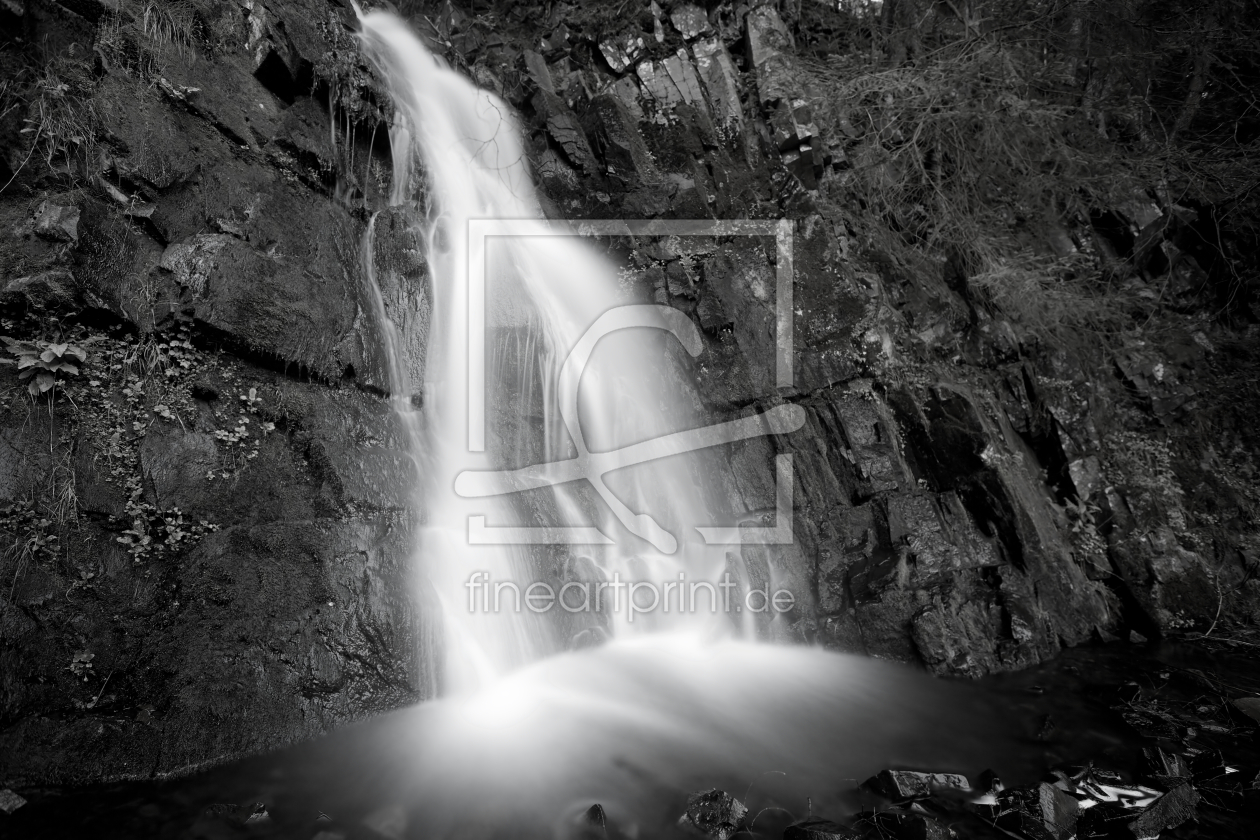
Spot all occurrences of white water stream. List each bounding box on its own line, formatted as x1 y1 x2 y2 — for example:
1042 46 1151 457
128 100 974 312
358 8 774 693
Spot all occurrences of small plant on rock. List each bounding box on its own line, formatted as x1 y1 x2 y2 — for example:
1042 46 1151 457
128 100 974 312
2 49 102 191
68 650 95 681
2 501 59 602
114 489 219 563
1 336 92 397
1066 493 1106 562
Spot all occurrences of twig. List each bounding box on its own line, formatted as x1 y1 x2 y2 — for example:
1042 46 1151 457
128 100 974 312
89 670 113 709
1203 579 1225 638
0 129 40 195
742 769 787 806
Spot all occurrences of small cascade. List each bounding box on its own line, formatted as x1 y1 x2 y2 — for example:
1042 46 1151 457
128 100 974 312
353 16 564 690
359 213 413 404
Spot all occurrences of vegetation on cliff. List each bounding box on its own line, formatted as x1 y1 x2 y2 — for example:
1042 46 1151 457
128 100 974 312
799 0 1259 340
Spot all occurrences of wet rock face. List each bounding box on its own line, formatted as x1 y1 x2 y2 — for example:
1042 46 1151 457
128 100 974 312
0 0 433 786
595 4 1259 650
477 0 1255 669
157 230 364 379
0 353 432 786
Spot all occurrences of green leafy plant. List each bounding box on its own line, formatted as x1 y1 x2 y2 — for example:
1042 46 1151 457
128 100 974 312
114 476 219 562
1065 492 1107 562
3 501 59 602
69 650 95 681
1 337 94 397
1 336 97 397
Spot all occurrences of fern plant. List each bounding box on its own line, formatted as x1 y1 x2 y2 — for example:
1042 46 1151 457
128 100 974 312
1 337 91 396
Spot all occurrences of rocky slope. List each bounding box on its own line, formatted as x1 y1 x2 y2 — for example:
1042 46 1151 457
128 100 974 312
1 0 1257 786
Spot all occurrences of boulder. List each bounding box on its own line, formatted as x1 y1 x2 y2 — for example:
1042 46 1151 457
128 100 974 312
663 49 707 110
32 200 80 243
692 39 744 137
586 94 660 186
598 33 645 74
745 6 795 106
533 89 600 176
678 789 748 839
0 788 26 814
0 270 77 312
994 782 1080 840
158 234 362 379
1127 783 1199 838
670 4 711 41
637 60 688 111
863 769 970 801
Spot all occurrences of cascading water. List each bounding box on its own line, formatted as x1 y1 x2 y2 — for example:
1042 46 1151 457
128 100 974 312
293 9 1023 838
357 8 794 693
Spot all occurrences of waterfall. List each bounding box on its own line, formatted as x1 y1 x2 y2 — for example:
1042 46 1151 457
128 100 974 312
356 8 778 693
234 12 1021 836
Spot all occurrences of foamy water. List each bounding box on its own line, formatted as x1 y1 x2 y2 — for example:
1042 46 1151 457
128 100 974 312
270 636 1013 838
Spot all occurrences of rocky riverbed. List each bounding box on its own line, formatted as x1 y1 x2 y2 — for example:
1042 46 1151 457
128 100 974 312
4 631 1260 838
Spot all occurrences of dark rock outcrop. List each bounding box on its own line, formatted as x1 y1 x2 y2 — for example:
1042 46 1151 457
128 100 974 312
0 0 433 786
